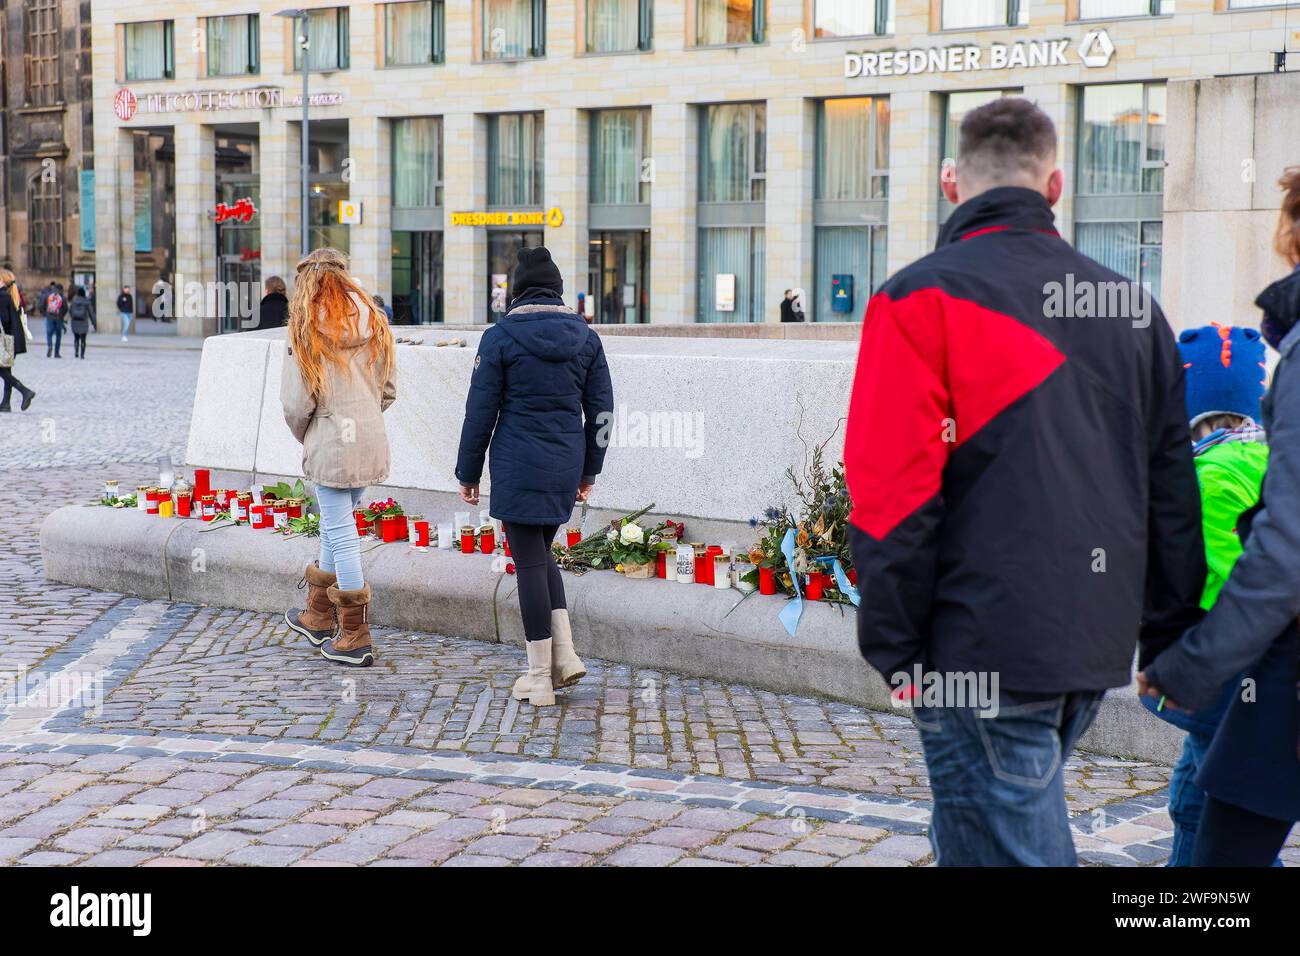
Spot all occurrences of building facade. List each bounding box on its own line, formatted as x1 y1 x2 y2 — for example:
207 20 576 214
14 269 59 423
1 0 96 302
88 0 1300 333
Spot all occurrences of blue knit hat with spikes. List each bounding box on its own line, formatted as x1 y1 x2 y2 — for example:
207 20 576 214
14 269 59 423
1176 324 1267 428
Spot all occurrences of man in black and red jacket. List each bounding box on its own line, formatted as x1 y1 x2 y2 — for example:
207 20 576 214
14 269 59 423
845 98 1205 865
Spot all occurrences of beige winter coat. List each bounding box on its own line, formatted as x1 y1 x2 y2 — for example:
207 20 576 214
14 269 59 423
280 292 397 488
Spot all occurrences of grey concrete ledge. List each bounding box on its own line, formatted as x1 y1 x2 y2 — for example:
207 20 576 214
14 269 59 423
40 505 1182 764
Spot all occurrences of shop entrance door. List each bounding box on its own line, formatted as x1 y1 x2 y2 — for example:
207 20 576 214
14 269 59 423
588 230 649 324
487 230 544 322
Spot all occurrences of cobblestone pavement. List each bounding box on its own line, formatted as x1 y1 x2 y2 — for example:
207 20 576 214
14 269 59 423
0 346 196 470
4 352 1297 867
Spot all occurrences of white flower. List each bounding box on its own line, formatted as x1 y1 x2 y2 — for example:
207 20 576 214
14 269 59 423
619 522 645 545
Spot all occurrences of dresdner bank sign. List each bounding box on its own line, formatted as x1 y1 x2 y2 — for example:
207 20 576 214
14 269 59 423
845 28 1115 78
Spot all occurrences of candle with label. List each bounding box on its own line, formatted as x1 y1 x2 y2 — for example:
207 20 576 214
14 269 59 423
675 543 695 584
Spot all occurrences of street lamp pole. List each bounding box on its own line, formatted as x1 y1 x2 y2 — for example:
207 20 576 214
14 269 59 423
300 13 310 256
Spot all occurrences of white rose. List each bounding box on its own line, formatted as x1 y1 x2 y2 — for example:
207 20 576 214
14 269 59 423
619 523 644 545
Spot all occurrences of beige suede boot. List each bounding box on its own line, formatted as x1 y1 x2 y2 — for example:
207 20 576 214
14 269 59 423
512 639 556 706
550 609 586 688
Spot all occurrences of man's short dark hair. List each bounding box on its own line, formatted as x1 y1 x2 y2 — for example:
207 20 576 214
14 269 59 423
957 98 1057 185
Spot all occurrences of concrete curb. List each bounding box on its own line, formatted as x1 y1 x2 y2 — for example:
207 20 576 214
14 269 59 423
39 505 1183 764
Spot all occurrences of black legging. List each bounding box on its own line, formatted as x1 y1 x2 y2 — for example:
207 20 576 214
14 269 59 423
74 332 87 358
503 522 565 642
1193 796 1294 866
0 366 29 407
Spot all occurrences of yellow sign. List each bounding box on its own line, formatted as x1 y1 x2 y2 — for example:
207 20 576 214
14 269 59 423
451 207 565 228
338 200 362 225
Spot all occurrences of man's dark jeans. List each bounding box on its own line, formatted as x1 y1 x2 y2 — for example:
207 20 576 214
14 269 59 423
913 689 1105 866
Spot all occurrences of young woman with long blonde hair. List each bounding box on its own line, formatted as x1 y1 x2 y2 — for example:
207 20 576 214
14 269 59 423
281 248 397 667
0 269 36 412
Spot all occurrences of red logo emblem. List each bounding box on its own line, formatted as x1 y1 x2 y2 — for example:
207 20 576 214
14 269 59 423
114 88 137 122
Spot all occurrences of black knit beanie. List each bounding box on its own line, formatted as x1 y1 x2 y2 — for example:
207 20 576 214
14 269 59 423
512 246 564 299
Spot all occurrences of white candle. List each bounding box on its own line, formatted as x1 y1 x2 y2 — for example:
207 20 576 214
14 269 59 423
437 522 453 550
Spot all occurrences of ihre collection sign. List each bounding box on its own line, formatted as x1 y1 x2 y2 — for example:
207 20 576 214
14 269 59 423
113 86 345 121
844 28 1115 78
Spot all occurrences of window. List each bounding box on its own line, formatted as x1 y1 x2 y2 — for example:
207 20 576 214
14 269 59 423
587 0 652 53
697 0 766 46
1227 0 1297 7
818 97 888 201
941 0 1026 30
488 113 545 206
1078 82 1165 195
393 118 444 207
938 89 1019 223
483 0 546 60
293 7 349 71
385 1 445 66
124 20 175 81
28 173 64 272
1075 83 1166 299
24 0 61 106
1078 0 1171 16
698 102 765 323
591 109 650 204
815 97 890 321
207 14 259 76
700 102 766 202
815 0 893 37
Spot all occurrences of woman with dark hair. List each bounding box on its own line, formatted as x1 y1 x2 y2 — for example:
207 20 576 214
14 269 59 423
252 275 289 331
1140 166 1300 865
455 247 614 706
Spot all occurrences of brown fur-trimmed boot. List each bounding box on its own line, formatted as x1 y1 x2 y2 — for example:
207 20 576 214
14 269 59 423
284 563 338 647
321 583 375 667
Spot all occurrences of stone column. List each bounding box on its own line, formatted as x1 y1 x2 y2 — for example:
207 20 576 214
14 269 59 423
544 107 589 309
174 122 218 337
443 112 487 325
259 114 293 284
765 96 815 324
92 126 137 335
648 101 696 324
348 115 391 299
886 90 941 277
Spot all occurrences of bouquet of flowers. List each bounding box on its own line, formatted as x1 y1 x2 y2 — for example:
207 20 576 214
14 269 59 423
363 497 403 521
555 504 686 574
744 424 855 602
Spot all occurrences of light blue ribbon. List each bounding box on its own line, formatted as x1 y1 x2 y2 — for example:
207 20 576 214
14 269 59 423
826 557 860 607
778 527 804 637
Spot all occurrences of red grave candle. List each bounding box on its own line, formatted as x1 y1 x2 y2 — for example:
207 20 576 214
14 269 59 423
805 573 824 602
655 550 668 579
193 469 210 502
380 515 399 543
566 527 581 547
176 493 192 518
460 527 475 554
759 566 777 595
479 527 496 554
248 504 265 529
414 520 430 548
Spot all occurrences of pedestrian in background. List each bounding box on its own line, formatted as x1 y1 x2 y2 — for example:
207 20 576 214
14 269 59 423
372 293 394 323
844 98 1203 866
68 286 95 360
456 247 614 707
780 289 803 323
1141 166 1300 866
251 276 288 331
41 282 66 357
0 269 36 412
116 285 134 341
281 248 397 668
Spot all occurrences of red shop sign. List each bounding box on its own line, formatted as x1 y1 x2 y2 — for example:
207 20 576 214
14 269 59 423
215 197 257 224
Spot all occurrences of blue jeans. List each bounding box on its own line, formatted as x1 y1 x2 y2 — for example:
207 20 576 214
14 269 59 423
315 485 365 591
913 688 1104 866
119 311 132 338
45 317 63 354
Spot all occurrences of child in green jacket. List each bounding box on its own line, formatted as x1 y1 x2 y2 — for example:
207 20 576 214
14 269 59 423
1142 323 1270 865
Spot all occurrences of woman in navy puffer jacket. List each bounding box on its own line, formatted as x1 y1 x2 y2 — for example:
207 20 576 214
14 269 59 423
456 247 614 706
